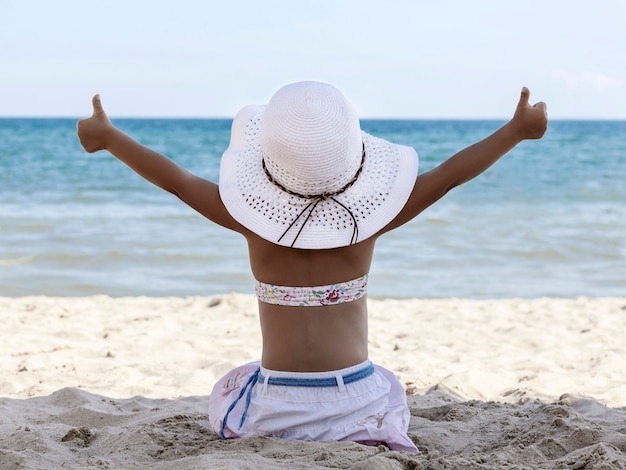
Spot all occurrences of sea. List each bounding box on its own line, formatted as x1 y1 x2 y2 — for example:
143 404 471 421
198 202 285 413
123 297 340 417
1 118 624 299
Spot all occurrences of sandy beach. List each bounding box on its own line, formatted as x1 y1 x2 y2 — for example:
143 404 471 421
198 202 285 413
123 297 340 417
1 295 625 469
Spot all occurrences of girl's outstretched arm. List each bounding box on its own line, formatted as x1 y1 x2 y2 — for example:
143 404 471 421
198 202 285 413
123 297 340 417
77 95 245 232
383 87 548 232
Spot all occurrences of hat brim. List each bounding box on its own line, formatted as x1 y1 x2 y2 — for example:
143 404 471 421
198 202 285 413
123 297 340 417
219 105 419 249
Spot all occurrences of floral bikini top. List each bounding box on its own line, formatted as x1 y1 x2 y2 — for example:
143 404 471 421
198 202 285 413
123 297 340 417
255 274 368 307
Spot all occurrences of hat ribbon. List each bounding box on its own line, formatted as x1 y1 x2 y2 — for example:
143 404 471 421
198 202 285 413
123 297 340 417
262 145 365 248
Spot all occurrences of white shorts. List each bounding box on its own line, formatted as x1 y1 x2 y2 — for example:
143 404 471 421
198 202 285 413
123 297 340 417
208 360 417 453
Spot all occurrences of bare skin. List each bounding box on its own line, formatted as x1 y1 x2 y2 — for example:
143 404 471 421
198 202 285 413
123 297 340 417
77 88 547 372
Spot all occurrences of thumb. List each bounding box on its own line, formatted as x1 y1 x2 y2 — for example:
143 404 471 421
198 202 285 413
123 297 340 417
92 94 106 117
517 87 530 109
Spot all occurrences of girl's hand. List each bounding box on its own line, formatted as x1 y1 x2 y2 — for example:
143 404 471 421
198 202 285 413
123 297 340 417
77 95 114 153
511 87 548 140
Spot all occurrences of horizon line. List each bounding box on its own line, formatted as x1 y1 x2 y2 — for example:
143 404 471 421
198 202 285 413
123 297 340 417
1 115 625 122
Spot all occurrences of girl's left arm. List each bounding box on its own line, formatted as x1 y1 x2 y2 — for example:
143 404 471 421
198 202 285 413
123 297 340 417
77 95 246 232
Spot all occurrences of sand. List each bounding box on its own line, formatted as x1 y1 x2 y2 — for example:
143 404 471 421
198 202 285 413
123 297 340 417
1 295 625 469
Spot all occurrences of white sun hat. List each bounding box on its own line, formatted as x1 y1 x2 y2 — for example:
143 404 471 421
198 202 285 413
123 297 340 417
219 81 419 249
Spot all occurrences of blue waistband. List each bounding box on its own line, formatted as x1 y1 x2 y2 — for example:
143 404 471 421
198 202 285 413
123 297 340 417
219 362 376 440
258 363 375 387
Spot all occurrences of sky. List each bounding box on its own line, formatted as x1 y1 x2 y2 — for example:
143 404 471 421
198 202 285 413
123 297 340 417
1 0 625 119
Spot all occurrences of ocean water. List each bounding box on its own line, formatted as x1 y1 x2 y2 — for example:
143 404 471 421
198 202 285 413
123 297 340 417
1 118 624 299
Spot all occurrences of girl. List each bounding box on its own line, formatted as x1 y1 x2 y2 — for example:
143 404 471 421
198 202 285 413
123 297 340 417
77 81 547 452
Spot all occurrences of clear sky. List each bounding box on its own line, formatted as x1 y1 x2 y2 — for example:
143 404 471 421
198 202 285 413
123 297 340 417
1 0 625 119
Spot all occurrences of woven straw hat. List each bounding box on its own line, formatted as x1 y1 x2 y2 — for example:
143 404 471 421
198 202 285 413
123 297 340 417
219 81 419 249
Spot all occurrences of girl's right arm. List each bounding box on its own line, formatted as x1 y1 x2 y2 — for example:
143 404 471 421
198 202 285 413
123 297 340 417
77 95 247 233
382 87 548 233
